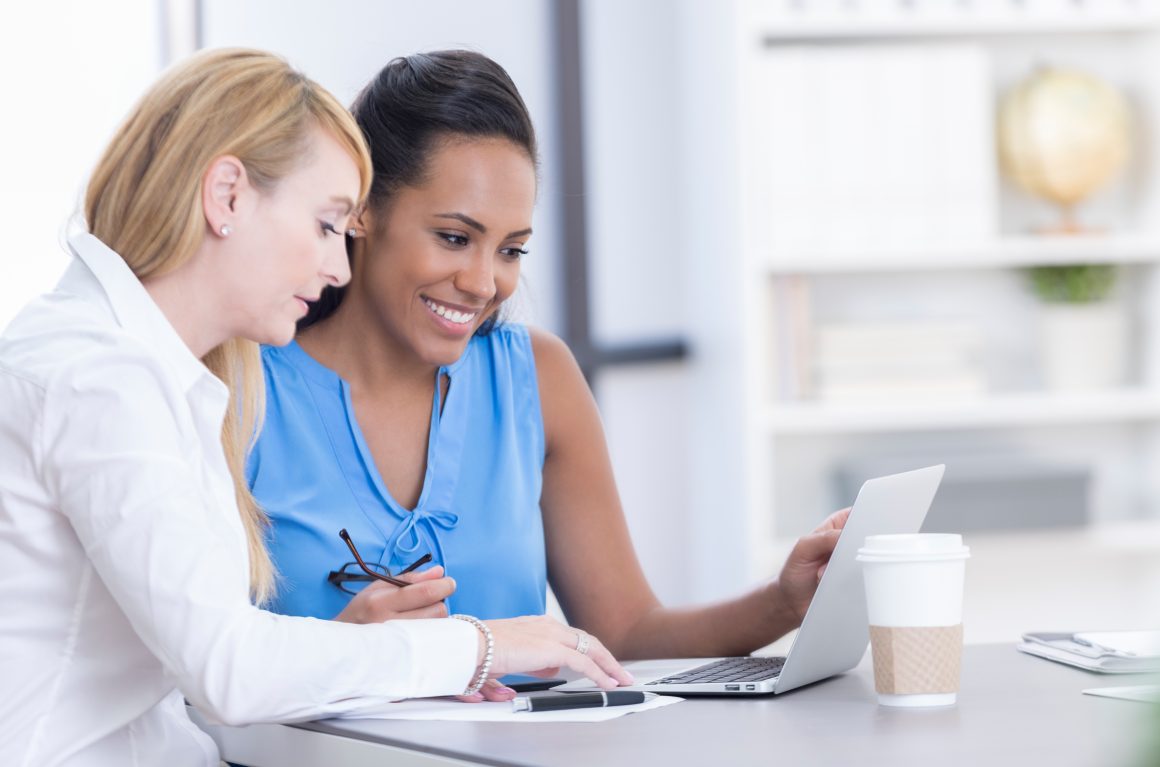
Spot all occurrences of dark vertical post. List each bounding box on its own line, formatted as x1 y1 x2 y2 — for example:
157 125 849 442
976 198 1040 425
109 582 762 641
551 0 599 382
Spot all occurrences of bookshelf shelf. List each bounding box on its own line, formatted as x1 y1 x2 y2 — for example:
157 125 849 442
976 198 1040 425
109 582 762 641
754 20 1160 42
764 388 1160 435
764 234 1160 275
749 5 1160 41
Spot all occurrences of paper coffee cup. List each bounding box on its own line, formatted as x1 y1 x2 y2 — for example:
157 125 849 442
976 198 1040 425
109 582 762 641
856 534 970 708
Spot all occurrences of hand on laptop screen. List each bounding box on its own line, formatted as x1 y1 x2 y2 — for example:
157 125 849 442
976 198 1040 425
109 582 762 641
773 508 852 624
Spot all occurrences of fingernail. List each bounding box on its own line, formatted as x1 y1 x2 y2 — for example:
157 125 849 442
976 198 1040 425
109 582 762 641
498 686 516 696
465 692 483 702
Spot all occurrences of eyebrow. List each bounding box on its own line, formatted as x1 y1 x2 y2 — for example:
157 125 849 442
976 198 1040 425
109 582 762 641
435 212 533 239
330 196 355 215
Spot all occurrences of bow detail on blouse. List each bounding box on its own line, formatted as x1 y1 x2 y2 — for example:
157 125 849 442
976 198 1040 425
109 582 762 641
385 506 459 569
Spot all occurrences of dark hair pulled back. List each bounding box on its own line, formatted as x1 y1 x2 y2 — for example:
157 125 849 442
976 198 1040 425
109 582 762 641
300 49 538 331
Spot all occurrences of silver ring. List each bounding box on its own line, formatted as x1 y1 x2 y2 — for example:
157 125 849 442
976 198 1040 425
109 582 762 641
574 631 590 655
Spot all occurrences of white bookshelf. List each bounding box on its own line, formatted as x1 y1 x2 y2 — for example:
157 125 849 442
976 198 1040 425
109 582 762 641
720 0 1160 586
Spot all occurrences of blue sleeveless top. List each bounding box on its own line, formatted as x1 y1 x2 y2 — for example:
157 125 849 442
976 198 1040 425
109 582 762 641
248 325 547 621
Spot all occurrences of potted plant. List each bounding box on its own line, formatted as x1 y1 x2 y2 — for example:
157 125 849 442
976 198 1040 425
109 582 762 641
1028 264 1127 391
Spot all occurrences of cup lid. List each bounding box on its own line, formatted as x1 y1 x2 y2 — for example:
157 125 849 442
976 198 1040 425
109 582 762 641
856 533 969 562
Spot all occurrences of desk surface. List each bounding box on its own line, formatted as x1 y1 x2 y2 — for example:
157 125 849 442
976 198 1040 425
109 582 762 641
198 644 1156 767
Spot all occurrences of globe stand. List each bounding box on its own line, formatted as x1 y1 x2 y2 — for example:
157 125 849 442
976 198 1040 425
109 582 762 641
1037 203 1103 236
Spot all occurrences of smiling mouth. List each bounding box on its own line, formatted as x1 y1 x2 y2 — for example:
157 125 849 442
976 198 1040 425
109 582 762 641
423 297 479 326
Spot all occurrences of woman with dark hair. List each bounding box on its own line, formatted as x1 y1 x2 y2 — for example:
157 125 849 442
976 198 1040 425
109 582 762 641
249 50 846 702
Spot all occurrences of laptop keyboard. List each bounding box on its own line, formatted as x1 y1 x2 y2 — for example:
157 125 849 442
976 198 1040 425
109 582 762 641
647 656 786 685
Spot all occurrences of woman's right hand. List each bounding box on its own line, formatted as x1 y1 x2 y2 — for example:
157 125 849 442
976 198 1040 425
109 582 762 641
334 566 455 624
480 615 634 690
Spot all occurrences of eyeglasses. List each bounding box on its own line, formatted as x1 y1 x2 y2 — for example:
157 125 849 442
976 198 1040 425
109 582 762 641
327 528 432 595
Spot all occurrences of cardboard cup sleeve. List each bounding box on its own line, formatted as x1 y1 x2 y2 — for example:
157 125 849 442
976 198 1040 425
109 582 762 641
869 624 964 695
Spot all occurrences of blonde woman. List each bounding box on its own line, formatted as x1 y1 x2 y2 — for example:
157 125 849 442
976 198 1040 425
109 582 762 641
0 48 629 767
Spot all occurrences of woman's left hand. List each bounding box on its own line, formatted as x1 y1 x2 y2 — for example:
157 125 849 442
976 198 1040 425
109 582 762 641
773 508 851 626
333 565 455 624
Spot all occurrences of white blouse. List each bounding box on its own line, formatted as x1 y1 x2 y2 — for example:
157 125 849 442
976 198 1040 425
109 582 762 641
0 234 479 767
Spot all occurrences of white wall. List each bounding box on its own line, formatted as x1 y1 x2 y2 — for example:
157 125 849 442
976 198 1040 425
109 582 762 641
0 1 162 329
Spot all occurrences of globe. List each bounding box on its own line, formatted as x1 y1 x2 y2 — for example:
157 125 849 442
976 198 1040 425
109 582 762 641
997 67 1131 232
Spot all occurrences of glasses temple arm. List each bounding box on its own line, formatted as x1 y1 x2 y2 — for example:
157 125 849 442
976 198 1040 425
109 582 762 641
338 529 409 587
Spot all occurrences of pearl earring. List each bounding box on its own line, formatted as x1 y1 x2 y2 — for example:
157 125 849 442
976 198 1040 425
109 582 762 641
220 224 232 237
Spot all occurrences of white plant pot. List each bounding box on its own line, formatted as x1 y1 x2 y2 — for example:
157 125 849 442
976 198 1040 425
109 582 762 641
1039 302 1128 391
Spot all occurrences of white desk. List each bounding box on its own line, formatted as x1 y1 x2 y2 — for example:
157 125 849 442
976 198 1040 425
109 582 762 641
191 644 1156 767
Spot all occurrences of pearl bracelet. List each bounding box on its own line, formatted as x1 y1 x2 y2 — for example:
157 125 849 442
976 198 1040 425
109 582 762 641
451 614 493 695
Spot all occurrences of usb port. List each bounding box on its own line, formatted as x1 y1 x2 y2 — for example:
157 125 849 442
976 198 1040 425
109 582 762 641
725 684 740 691
745 684 756 691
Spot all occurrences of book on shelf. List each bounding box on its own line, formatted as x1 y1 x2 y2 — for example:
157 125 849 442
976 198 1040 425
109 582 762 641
774 275 813 400
1018 631 1160 674
810 320 987 402
814 321 981 360
815 377 987 403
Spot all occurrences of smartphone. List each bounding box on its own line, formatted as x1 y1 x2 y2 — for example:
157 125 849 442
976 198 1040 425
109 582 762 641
498 674 567 692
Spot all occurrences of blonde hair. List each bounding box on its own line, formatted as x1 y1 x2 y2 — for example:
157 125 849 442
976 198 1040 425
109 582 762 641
84 48 372 604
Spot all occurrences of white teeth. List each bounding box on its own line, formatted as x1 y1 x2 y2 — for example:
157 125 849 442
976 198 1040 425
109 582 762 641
424 298 476 325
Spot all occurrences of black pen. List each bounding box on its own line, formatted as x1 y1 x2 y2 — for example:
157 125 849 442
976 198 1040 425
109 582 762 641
512 690 656 713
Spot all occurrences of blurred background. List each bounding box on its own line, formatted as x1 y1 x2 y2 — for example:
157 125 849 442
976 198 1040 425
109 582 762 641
4 0 1159 649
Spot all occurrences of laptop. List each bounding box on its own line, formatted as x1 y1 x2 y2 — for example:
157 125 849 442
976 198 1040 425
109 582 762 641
558 464 945 696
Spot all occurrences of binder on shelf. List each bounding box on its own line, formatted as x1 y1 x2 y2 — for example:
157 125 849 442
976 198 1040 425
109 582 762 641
757 42 995 258
1018 630 1160 674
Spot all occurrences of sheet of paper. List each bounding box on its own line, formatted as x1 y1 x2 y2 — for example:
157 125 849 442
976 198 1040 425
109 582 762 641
325 694 682 725
1082 685 1160 703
